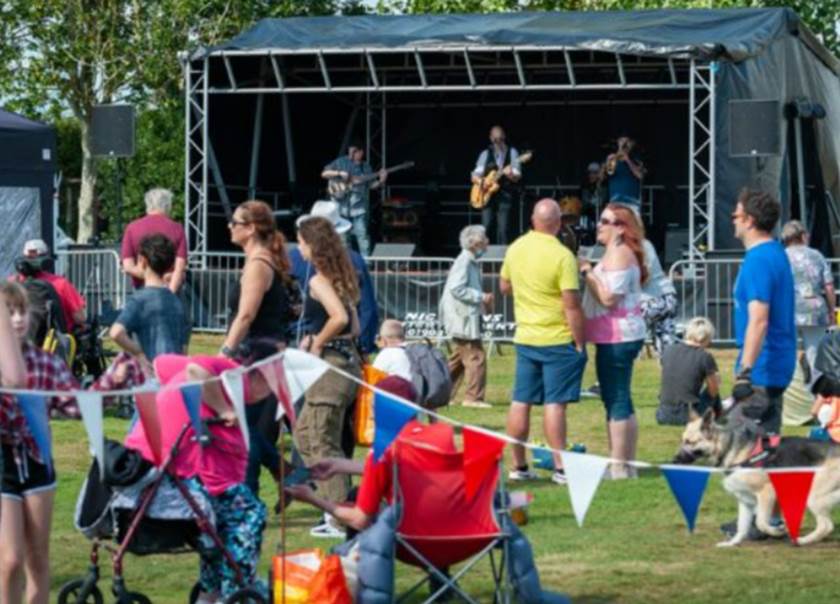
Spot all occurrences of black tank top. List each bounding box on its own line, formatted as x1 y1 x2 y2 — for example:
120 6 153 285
303 293 353 337
228 257 290 342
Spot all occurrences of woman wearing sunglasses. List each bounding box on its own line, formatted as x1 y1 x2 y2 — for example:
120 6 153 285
579 204 648 479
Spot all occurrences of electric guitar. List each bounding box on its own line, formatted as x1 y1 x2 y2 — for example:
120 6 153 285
327 161 415 202
469 151 533 209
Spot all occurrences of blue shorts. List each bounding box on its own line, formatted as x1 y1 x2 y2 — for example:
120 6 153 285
512 344 587 404
595 341 643 420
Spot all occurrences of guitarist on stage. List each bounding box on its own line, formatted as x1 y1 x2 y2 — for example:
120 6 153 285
321 142 386 256
471 125 522 244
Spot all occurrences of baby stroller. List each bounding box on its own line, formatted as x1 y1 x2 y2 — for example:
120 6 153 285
58 419 266 604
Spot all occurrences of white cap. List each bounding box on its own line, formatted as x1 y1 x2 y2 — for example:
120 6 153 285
296 200 352 235
23 239 49 257
587 162 601 173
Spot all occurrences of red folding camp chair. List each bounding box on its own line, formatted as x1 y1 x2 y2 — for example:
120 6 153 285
390 434 512 604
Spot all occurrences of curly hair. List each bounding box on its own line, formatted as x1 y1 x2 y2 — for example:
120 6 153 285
297 217 360 306
236 200 292 284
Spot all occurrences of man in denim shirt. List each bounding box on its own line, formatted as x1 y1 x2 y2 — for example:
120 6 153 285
110 234 187 377
321 142 386 256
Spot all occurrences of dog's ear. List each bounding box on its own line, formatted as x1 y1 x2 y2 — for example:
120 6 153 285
700 407 715 432
687 405 702 422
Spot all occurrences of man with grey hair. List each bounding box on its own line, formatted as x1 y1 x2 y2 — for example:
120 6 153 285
121 188 188 293
439 224 493 407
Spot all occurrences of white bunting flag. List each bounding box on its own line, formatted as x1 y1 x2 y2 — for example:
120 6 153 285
220 370 249 450
281 349 330 403
76 392 105 476
560 451 610 527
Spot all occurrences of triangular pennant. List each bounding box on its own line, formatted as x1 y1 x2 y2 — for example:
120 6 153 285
463 427 506 500
17 393 52 472
76 392 105 477
135 391 163 465
282 349 330 404
768 470 816 544
660 465 712 532
259 358 295 427
179 384 203 436
221 369 250 450
373 391 416 460
560 451 609 527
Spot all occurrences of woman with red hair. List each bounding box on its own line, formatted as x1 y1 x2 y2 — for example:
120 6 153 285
579 204 647 479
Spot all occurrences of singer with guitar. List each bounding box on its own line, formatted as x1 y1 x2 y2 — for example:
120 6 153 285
471 125 522 244
321 142 386 256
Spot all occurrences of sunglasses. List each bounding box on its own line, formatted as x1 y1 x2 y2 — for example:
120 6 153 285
228 219 249 228
599 217 624 227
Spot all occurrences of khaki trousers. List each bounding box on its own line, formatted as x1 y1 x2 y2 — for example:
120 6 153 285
448 338 487 403
293 349 360 503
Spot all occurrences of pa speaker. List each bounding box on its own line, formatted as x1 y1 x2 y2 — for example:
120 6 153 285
90 104 135 157
729 100 781 158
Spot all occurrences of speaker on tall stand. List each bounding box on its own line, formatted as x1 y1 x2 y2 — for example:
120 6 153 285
90 104 136 237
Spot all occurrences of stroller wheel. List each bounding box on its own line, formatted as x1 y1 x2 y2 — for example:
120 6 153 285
224 587 266 604
57 578 104 604
120 592 152 604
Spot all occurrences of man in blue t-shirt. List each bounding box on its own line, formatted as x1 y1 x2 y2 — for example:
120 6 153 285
110 234 187 377
731 189 796 434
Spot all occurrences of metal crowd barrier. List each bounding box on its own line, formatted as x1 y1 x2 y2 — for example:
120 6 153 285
55 249 125 322
187 252 245 332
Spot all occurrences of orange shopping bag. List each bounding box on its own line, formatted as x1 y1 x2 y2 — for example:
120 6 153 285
272 548 323 604
354 365 388 446
308 554 353 604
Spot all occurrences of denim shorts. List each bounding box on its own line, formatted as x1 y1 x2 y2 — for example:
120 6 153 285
595 341 643 420
512 343 587 404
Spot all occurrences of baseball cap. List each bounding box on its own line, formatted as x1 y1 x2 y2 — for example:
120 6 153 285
23 239 49 257
295 200 352 235
587 162 601 173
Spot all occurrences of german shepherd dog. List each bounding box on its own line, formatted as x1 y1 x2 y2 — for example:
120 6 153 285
675 409 840 547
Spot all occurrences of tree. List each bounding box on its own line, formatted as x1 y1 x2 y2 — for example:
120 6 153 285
0 0 359 243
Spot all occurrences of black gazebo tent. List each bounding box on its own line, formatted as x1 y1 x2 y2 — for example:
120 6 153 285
184 7 840 258
0 109 57 276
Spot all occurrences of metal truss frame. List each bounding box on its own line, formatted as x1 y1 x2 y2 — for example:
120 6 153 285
183 46 716 258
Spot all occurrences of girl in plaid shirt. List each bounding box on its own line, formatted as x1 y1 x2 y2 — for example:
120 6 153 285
0 282 77 604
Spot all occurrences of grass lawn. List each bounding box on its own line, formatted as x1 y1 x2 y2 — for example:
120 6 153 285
47 334 838 603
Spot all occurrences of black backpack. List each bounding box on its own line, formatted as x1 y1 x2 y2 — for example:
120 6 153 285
19 277 67 345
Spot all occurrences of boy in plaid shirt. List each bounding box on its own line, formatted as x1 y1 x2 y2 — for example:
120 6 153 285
0 281 77 604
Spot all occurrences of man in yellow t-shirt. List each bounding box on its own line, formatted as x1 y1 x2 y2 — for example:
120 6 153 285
500 198 587 486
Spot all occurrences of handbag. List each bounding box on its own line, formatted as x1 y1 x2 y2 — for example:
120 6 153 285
104 439 153 487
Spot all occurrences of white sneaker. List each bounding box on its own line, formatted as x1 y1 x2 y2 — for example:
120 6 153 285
462 400 492 408
309 514 345 539
508 468 539 481
551 470 567 485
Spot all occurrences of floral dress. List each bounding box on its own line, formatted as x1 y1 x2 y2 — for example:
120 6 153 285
786 245 832 327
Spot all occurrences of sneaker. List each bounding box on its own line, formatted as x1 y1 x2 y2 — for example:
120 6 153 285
551 470 567 485
580 383 601 399
508 468 539 481
309 515 345 539
462 400 492 408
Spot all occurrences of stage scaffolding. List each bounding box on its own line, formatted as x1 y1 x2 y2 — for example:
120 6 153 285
182 46 716 265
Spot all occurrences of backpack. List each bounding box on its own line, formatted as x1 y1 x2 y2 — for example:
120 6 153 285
404 341 452 409
19 277 67 345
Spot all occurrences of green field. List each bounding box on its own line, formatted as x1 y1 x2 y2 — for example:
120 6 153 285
47 335 838 603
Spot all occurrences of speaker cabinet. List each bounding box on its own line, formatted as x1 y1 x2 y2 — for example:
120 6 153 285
729 99 781 158
90 104 136 157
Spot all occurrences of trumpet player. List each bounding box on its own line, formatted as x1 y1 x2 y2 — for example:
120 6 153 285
604 136 645 211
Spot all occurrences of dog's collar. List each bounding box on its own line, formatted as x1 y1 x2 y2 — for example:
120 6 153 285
741 434 781 468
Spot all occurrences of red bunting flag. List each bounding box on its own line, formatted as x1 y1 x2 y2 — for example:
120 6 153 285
768 470 815 545
463 427 506 501
259 358 296 427
135 391 163 465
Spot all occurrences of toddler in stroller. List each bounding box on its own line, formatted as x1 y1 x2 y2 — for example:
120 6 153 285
63 352 281 604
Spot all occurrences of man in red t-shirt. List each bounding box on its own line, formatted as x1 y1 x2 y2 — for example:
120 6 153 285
285 377 456 531
121 188 188 292
11 239 86 331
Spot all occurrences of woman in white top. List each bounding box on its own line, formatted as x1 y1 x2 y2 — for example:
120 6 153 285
579 204 647 479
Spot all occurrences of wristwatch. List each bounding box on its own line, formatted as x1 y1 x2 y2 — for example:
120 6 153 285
221 345 236 358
